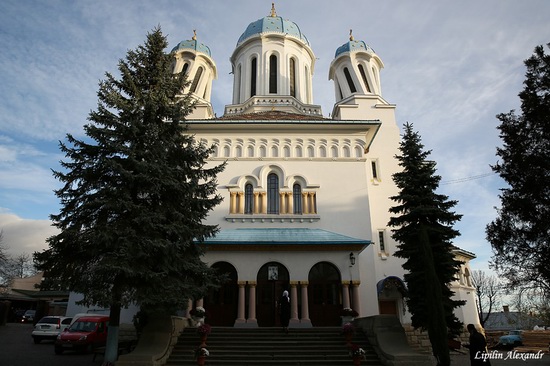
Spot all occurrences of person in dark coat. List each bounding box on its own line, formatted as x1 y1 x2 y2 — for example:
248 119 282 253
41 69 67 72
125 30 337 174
466 324 490 365
279 290 291 333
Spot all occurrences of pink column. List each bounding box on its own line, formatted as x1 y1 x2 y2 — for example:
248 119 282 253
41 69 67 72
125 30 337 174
185 299 193 318
351 281 361 317
235 281 246 325
247 282 257 325
290 282 299 325
342 282 350 309
300 281 311 326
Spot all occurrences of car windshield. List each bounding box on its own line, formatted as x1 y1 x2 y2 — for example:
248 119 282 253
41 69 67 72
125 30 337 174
38 317 59 324
69 321 97 332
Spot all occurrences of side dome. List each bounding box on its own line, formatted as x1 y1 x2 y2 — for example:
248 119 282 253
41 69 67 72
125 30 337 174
236 8 309 47
335 39 375 58
171 37 212 57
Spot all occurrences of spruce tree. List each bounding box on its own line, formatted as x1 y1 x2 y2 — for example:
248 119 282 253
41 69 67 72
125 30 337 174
34 27 225 362
486 43 550 298
388 122 464 366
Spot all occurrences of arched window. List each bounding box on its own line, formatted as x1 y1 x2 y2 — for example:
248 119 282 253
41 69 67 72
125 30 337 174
259 145 266 157
271 146 278 157
358 64 371 93
307 146 314 158
182 62 189 75
247 145 254 157
245 184 254 214
283 146 290 158
251 57 257 97
223 145 230 157
235 146 242 158
331 146 338 158
269 55 277 94
295 146 302 157
190 66 203 93
293 184 302 214
343 67 356 93
290 58 296 97
267 173 279 214
235 64 241 103
305 66 311 103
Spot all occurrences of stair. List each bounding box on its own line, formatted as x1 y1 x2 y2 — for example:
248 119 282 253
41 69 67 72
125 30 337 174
166 326 382 366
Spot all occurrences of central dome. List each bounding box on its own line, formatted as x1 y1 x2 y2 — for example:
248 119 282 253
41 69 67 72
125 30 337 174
236 15 309 47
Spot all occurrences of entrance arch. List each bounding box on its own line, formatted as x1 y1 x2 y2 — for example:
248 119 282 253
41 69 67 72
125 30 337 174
308 262 342 326
203 262 238 326
256 262 289 327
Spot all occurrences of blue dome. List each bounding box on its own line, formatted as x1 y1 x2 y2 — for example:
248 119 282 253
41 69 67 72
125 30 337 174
335 39 375 58
171 39 212 57
237 16 309 47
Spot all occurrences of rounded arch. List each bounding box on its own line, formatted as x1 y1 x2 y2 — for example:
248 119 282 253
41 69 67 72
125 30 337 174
256 262 290 327
236 174 260 189
203 261 239 326
258 163 286 188
308 262 342 326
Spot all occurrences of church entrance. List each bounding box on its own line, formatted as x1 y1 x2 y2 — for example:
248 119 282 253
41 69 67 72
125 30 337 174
308 262 342 326
256 262 289 327
203 262 238 326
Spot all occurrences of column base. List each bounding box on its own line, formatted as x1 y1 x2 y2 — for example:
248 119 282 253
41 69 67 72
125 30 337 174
290 319 312 328
234 319 258 328
233 318 246 327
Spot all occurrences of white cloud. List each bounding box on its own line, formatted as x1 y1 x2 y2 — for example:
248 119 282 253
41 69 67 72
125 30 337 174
0 213 57 256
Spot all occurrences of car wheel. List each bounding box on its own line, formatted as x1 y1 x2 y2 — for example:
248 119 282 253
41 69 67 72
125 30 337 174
33 337 41 344
54 346 64 355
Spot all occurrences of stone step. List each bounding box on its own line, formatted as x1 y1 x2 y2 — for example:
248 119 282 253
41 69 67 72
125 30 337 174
166 327 382 365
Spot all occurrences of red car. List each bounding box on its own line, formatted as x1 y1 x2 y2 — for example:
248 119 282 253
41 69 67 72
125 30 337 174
54 315 109 354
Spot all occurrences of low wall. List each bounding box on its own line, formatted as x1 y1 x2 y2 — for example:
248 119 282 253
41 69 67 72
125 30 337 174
355 315 432 366
116 315 187 366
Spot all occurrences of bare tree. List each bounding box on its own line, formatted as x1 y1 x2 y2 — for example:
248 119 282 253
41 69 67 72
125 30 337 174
9 253 36 279
472 270 502 327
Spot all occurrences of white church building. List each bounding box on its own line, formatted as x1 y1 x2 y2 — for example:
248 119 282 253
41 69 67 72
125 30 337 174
169 4 478 330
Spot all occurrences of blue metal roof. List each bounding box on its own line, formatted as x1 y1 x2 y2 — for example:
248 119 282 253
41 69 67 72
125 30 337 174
237 16 309 47
201 228 370 246
171 39 212 57
335 39 375 58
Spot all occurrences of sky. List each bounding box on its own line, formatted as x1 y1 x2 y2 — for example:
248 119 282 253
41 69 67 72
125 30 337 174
0 0 549 273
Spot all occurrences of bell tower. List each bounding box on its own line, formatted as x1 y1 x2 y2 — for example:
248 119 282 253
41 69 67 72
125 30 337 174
172 30 217 119
329 31 390 120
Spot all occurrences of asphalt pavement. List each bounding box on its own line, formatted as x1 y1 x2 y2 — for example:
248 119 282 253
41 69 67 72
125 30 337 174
0 322 99 366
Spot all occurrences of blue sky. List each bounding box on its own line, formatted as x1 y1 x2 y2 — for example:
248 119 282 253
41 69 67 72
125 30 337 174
1 0 549 271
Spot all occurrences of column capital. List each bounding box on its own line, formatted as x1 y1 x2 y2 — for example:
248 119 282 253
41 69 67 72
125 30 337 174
299 281 309 285
237 281 247 286
290 281 300 286
247 281 257 286
351 280 361 286
341 281 350 286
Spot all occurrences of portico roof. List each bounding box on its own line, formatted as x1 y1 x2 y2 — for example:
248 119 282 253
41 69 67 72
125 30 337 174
200 228 371 251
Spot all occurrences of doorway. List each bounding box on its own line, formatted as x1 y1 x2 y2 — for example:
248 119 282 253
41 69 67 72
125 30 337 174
308 262 342 326
256 262 289 327
203 262 238 326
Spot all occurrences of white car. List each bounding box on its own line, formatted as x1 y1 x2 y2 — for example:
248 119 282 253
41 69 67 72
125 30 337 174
31 316 73 344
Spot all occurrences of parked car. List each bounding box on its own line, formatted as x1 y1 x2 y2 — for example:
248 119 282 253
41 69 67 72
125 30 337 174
31 316 73 343
499 330 523 348
21 310 36 323
54 315 109 354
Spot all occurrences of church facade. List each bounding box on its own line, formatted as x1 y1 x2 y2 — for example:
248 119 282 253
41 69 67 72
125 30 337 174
172 5 479 329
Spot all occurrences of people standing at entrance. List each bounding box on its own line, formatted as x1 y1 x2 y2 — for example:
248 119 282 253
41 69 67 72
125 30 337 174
279 290 291 333
466 324 490 365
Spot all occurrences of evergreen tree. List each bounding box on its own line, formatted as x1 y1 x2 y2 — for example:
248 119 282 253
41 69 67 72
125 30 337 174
34 27 225 363
486 43 550 298
388 123 464 366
